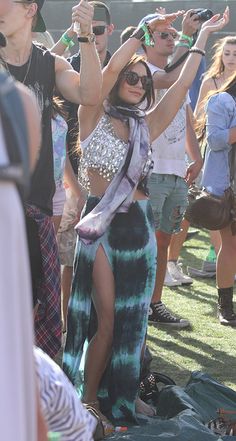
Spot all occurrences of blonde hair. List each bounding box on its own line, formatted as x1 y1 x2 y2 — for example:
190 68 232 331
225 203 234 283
204 36 236 81
196 71 236 143
32 31 55 49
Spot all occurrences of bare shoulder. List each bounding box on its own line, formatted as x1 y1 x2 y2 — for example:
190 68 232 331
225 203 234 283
201 76 216 92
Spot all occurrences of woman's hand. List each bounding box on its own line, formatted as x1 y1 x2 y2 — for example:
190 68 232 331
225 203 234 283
148 10 185 33
201 6 229 35
155 6 166 15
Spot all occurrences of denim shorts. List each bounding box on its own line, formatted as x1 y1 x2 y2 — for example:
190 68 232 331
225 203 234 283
148 173 188 234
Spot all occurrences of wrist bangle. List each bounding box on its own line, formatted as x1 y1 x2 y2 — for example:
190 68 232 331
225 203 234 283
130 27 145 42
189 47 205 56
176 42 191 49
130 22 154 47
179 33 193 47
60 33 75 48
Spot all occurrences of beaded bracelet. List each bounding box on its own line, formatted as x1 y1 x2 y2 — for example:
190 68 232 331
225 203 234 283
189 47 205 56
179 33 193 47
60 33 75 48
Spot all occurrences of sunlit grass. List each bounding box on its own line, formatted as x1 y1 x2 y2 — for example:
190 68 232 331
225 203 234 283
147 229 236 391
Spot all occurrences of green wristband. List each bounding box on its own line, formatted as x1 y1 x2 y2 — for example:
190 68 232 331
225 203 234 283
176 42 191 49
141 23 154 47
179 33 193 47
60 33 75 48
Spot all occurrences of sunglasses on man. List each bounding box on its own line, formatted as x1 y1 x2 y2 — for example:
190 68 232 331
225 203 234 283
155 32 179 40
123 71 152 91
92 25 107 36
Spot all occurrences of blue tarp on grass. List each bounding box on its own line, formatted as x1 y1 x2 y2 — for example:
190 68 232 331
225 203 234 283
110 371 236 440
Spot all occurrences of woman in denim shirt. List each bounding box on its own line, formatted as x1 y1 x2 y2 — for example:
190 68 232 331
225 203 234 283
200 75 236 326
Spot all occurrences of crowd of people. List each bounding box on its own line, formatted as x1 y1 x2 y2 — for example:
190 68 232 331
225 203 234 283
0 0 235 439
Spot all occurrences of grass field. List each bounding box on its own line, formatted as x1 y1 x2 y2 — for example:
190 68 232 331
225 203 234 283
147 229 236 391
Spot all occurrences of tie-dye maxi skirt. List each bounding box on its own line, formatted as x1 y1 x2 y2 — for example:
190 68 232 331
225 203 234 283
63 196 157 422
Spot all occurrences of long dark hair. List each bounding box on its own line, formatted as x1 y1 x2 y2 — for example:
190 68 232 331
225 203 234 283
108 54 155 111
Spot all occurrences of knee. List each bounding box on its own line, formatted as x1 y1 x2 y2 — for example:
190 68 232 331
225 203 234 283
97 317 114 345
156 233 171 251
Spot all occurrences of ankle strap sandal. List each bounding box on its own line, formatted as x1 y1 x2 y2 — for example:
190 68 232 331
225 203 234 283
83 403 114 440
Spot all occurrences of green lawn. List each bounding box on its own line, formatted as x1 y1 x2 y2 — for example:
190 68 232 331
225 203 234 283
147 229 236 391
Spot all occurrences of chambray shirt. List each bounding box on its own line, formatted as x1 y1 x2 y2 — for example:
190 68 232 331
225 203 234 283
201 92 236 195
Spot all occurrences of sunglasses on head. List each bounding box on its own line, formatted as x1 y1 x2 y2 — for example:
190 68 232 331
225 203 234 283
92 25 107 36
123 71 152 91
156 32 178 40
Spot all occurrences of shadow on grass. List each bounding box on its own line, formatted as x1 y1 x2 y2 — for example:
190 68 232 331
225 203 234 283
167 285 217 306
147 327 236 387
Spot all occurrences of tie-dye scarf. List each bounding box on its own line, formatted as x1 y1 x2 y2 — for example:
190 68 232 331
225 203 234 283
76 101 151 244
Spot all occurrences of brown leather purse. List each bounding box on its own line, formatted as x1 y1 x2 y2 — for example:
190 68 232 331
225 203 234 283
185 185 236 234
185 144 236 235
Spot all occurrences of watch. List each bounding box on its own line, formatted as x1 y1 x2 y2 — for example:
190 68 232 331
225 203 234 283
77 33 96 43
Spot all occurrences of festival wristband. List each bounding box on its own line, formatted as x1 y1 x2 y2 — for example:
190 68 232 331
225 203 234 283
179 33 193 47
60 33 75 48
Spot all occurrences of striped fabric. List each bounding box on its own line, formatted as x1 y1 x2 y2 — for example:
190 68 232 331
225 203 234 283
63 197 157 422
26 204 61 358
35 347 96 441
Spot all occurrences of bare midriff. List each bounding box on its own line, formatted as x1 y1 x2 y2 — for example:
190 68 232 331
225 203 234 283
88 169 148 200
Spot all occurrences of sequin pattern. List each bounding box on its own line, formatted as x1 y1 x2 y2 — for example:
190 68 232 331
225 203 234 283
78 114 127 190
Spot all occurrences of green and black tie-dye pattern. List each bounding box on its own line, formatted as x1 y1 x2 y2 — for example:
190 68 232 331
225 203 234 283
63 196 157 422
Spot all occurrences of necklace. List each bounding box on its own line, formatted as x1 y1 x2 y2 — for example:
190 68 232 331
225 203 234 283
3 45 33 85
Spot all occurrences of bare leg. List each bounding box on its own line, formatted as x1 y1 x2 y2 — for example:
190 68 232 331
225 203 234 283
217 226 236 288
83 246 115 404
61 265 73 333
168 218 190 261
209 230 221 255
151 230 172 303
52 215 62 234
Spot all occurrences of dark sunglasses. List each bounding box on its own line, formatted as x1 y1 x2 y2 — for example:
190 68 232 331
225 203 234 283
92 25 107 36
123 71 152 91
156 32 179 40
13 1 34 3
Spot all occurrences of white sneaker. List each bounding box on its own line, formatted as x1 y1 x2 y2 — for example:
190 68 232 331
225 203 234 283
167 261 193 285
164 268 182 287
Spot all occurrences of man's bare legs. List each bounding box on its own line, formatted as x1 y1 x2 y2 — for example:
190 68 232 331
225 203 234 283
152 231 172 303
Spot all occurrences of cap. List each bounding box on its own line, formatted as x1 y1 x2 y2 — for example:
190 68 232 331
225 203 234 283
90 1 111 25
138 13 160 27
28 0 46 32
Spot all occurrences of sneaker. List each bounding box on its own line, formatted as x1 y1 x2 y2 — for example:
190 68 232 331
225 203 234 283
148 302 190 328
164 268 182 287
167 261 193 285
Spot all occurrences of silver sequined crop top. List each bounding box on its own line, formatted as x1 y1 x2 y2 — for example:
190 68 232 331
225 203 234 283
78 113 128 190
78 113 153 191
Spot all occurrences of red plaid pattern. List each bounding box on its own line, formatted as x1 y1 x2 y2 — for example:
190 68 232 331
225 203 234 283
26 204 61 358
